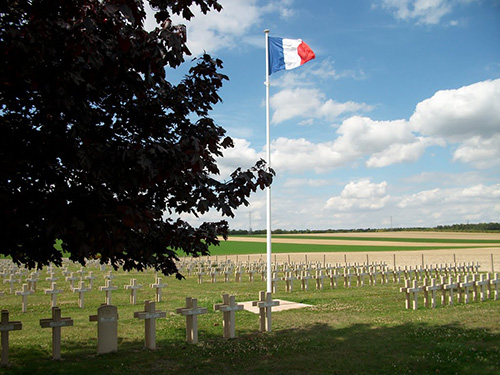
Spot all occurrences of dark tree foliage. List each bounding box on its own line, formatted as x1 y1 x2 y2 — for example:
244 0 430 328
0 0 273 278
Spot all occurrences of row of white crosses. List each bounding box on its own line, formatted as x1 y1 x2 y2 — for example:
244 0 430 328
178 256 482 288
9 275 169 313
0 291 281 366
400 273 500 310
1 259 481 299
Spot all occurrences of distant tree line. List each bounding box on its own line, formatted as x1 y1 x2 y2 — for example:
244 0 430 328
228 222 500 235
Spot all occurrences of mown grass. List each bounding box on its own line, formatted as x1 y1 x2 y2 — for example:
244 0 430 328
1 260 499 375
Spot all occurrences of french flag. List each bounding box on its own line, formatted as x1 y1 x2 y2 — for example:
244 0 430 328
268 36 315 75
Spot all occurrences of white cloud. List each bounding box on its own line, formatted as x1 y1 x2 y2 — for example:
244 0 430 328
283 178 330 188
219 79 500 175
379 0 476 25
453 134 500 169
410 79 500 141
216 138 262 178
146 0 295 56
270 88 373 124
325 179 390 211
398 183 500 208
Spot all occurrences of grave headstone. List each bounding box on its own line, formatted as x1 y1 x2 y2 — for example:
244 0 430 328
0 310 22 366
99 279 118 305
15 284 34 313
424 278 441 309
476 274 489 302
65 272 79 289
124 279 143 305
3 276 17 294
134 300 166 350
89 304 119 354
490 273 500 300
214 294 244 339
72 280 90 308
150 278 167 303
45 282 63 308
85 271 97 289
252 291 280 332
460 275 475 304
39 306 74 360
175 297 207 344
443 276 459 306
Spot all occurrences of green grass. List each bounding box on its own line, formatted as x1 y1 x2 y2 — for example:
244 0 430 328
205 241 492 256
1 261 499 375
240 234 500 244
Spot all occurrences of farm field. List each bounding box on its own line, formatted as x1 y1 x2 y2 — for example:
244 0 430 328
1 231 499 375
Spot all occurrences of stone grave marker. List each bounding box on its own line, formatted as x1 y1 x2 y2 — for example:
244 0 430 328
252 291 280 332
99 279 118 305
328 269 341 288
1 310 22 366
460 275 475 304
15 284 34 313
175 297 207 344
315 270 326 290
72 280 90 308
89 304 119 354
124 279 143 305
344 268 356 288
214 294 244 339
282 272 297 292
85 271 97 289
26 273 38 292
39 306 74 360
490 273 500 300
197 270 206 284
400 279 422 310
300 271 312 291
443 276 459 305
424 278 441 308
45 282 63 308
134 300 166 350
476 274 489 301
150 277 167 303
65 272 79 289
3 276 17 294
45 272 59 284
234 268 243 283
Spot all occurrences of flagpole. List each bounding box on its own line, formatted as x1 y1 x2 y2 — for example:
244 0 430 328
264 29 272 293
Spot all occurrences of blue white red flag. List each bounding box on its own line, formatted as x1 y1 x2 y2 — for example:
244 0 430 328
268 37 315 75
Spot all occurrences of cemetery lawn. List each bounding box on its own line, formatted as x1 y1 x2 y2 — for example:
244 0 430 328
1 263 499 375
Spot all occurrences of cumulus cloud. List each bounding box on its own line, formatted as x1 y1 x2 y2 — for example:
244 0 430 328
325 179 390 211
410 79 500 141
398 183 500 208
146 0 295 55
379 0 476 25
452 134 500 169
270 88 373 124
216 138 262 178
217 79 500 175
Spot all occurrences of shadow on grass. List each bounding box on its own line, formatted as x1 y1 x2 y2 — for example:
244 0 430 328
4 322 500 375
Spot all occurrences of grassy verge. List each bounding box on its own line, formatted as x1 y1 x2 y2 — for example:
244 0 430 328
1 262 499 375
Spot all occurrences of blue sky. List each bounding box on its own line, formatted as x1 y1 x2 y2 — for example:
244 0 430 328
147 0 500 230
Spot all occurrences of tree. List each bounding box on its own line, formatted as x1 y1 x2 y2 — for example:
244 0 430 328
0 0 273 278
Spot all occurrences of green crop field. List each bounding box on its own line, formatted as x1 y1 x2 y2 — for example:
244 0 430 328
204 241 491 256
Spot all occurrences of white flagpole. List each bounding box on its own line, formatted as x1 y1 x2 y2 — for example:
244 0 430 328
264 29 272 293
